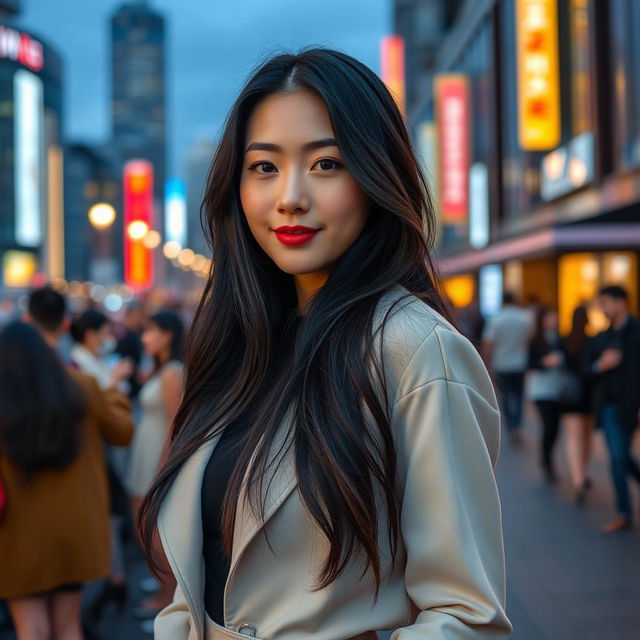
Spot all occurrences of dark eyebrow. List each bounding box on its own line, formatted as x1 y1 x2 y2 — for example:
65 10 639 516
244 138 339 154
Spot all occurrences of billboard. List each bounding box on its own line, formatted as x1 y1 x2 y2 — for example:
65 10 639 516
0 24 44 72
123 160 154 289
435 74 470 224
516 0 561 150
381 35 405 112
164 178 187 248
14 68 44 247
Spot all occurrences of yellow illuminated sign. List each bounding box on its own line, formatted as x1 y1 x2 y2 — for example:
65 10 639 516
3 250 37 288
516 0 561 150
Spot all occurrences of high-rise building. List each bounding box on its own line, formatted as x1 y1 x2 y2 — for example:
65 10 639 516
111 0 166 223
0 0 20 18
0 18 64 292
392 0 464 118
63 144 122 283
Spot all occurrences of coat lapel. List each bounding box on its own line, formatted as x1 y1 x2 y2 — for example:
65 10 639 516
158 432 221 640
227 406 299 584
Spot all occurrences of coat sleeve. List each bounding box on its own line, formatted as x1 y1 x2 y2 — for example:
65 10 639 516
88 378 135 446
390 326 512 639
154 582 194 639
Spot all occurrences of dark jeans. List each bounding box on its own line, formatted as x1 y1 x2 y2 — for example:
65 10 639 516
600 403 640 518
495 371 525 432
534 400 561 469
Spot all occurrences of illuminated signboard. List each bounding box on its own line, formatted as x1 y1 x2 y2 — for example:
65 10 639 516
3 250 37 288
541 131 594 200
381 35 405 112
435 74 470 224
516 0 561 150
14 68 44 247
164 179 187 248
123 160 154 290
0 25 44 72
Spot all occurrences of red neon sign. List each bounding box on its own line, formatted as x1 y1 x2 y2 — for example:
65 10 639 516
123 160 154 289
381 35 405 112
435 74 470 224
0 26 44 72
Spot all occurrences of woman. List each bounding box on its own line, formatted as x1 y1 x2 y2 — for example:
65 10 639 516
561 305 594 502
528 306 564 483
128 311 184 618
70 309 133 620
0 322 133 640
140 49 512 639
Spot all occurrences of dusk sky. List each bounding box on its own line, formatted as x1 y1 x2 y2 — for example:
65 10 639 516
15 0 391 177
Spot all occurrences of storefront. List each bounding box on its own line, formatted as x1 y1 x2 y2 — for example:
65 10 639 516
410 0 640 330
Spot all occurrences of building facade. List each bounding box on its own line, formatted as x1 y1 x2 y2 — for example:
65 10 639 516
400 0 640 332
63 143 123 283
0 18 63 291
111 0 166 227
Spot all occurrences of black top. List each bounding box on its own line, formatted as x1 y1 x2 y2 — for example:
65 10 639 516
201 313 302 624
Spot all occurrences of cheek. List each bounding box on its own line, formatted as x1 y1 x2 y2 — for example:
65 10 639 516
318 178 368 231
240 179 272 225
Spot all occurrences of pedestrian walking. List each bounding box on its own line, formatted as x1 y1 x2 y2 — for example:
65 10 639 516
527 306 564 483
585 285 640 533
116 301 148 400
560 305 595 503
127 311 184 622
0 289 133 640
138 49 511 639
482 291 532 445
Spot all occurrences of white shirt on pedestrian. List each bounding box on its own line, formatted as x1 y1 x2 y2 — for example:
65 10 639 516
482 305 532 373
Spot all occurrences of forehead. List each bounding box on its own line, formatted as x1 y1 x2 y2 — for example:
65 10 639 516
245 91 335 146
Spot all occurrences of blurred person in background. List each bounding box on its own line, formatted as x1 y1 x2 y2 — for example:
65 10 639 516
127 311 184 623
70 310 133 391
527 306 564 483
69 309 135 620
116 302 148 400
482 291 532 445
0 289 133 640
586 285 640 533
457 297 485 349
561 305 595 503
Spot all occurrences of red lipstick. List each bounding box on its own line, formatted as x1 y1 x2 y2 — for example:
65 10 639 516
273 225 320 246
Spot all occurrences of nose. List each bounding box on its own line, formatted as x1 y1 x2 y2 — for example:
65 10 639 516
276 168 310 215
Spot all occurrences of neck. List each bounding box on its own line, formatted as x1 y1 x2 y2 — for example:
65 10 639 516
294 271 329 314
613 313 629 330
157 348 171 366
41 330 59 348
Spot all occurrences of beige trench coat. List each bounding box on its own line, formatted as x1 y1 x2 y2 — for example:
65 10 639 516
155 287 513 639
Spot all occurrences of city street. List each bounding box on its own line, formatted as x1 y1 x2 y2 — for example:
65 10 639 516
2 407 638 640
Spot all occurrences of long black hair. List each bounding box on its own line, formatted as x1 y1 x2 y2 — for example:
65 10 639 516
0 322 86 480
139 48 451 591
148 311 184 372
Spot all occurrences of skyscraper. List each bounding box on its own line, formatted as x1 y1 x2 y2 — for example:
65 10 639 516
111 0 166 220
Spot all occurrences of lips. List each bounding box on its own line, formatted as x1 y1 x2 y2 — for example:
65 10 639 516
273 225 320 246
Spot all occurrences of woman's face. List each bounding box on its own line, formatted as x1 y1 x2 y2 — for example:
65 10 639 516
240 91 369 281
142 322 172 357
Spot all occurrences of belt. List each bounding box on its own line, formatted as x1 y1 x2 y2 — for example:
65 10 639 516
205 614 378 640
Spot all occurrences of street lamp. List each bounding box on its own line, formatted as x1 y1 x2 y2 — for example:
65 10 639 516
126 220 149 241
88 203 116 229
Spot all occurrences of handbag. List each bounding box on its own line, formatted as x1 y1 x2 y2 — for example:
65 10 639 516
558 367 581 405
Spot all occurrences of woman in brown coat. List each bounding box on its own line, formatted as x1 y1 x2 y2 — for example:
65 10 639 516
0 321 134 640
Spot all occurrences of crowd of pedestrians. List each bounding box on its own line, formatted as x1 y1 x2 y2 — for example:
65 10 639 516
475 285 640 534
0 287 188 639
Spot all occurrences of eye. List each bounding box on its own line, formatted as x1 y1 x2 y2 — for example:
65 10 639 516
248 161 277 174
313 158 342 171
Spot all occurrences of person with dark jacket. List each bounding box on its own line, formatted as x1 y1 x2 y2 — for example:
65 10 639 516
585 285 640 533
